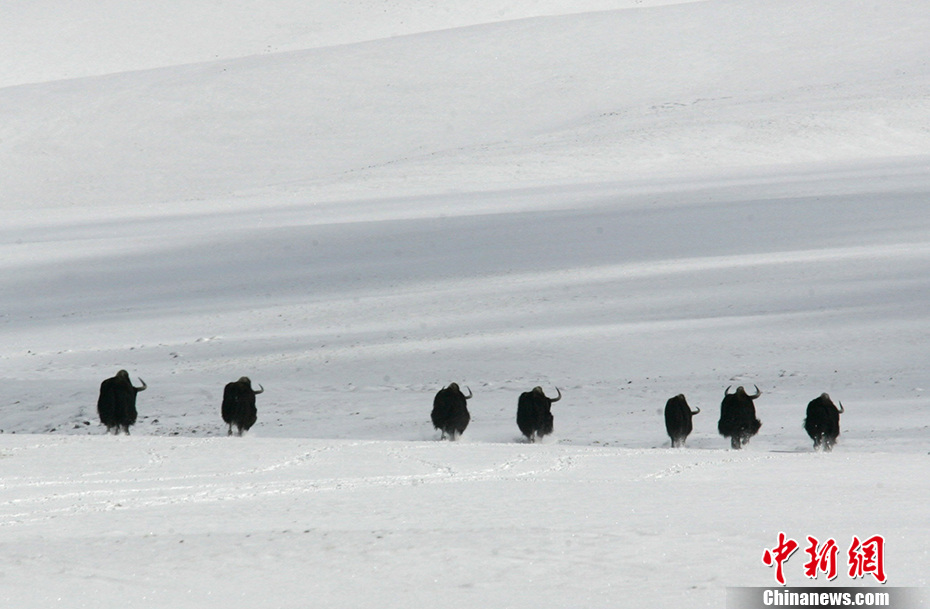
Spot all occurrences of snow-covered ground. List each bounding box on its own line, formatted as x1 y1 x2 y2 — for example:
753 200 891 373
1 1 929 607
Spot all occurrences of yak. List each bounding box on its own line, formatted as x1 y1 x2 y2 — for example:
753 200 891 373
516 386 561 443
431 383 472 440
222 377 264 436
97 370 147 435
717 385 762 449
664 394 700 448
804 393 844 451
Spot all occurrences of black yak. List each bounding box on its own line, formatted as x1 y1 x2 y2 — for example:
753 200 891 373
222 377 264 436
664 394 700 448
431 383 472 440
516 386 561 442
97 370 147 435
804 393 844 451
717 385 762 449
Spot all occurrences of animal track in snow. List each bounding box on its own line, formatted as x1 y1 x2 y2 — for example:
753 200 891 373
0 439 585 530
637 452 773 481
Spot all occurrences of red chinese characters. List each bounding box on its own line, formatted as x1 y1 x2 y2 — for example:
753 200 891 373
848 535 887 583
803 536 839 580
762 532 799 585
763 533 886 585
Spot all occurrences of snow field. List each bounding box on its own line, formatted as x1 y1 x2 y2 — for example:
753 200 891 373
2 0 930 607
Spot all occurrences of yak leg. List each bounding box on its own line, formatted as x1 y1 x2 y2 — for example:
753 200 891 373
821 436 835 452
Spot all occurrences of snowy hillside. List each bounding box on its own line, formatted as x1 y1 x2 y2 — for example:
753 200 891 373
1 0 929 607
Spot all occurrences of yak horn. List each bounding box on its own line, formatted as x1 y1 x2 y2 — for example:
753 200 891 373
724 385 734 395
691 406 701 415
136 378 147 391
550 387 562 402
464 386 473 399
837 401 844 414
749 385 762 399
254 384 264 395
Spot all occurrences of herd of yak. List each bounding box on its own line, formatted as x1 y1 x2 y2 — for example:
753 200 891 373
95 370 845 451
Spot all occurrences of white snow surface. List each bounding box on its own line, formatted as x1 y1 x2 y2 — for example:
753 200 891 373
1 1 929 607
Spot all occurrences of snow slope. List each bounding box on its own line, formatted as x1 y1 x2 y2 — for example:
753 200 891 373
1 0 929 607
0 0 699 87
2 436 927 608
4 0 929 210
